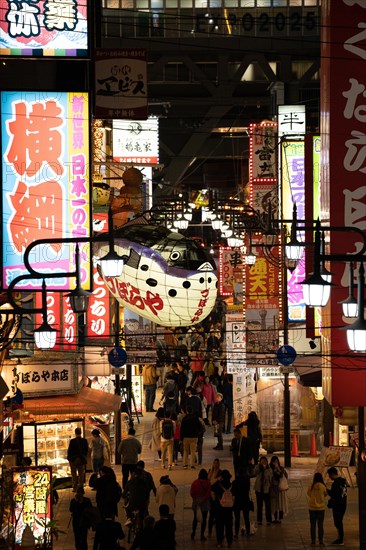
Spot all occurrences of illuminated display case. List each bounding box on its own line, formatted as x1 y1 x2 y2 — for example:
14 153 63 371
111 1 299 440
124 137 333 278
23 419 83 479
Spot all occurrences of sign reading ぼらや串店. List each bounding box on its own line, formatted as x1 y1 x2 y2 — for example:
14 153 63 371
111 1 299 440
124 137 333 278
3 360 75 396
0 0 88 56
321 1 366 406
1 91 91 291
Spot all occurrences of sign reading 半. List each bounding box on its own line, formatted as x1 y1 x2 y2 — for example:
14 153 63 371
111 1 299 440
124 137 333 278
0 0 88 56
1 91 91 291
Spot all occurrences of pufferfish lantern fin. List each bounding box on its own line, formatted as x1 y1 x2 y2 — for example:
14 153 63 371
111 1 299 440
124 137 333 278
125 248 141 270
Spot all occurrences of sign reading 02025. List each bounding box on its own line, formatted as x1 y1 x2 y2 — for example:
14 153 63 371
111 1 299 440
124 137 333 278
108 347 127 368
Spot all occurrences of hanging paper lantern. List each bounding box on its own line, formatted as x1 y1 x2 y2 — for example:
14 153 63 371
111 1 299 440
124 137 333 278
95 224 218 327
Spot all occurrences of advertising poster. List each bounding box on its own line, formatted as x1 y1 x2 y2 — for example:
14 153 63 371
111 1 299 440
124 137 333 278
1 91 91 291
95 49 148 120
12 466 52 547
0 0 88 56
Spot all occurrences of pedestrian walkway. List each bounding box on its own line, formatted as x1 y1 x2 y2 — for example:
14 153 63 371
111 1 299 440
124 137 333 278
53 409 360 549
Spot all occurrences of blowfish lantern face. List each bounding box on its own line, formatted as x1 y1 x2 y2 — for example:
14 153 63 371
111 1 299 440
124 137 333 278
95 225 218 327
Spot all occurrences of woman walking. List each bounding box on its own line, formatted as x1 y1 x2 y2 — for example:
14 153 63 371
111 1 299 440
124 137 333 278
190 468 211 541
253 456 273 526
269 455 289 523
149 408 165 461
231 467 252 538
307 472 328 546
207 458 222 535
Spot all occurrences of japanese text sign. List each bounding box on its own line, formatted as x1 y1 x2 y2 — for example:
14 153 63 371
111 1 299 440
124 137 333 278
249 122 277 182
278 105 306 136
0 0 88 57
12 466 52 546
219 246 243 298
281 140 306 322
1 91 91 290
112 117 159 164
321 1 366 405
3 360 74 395
95 49 148 120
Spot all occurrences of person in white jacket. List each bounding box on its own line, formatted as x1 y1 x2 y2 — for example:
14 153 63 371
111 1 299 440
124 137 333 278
156 475 178 519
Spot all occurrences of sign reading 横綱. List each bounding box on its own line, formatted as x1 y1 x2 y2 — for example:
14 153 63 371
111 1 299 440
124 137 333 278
320 2 366 406
0 0 88 56
94 49 148 120
1 91 91 291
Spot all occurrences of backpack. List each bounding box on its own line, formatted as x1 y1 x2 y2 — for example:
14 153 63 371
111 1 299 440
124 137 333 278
219 484 234 508
161 419 174 440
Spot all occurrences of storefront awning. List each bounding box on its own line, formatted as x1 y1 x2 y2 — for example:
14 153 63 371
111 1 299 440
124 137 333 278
294 356 322 387
23 386 122 417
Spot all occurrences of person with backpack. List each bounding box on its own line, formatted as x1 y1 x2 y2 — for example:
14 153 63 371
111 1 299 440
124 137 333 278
163 390 178 417
210 469 234 548
327 466 348 545
160 413 176 470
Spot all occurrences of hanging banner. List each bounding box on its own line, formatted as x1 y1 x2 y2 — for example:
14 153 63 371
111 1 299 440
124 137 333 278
0 0 88 57
1 91 91 291
321 1 366 406
281 140 306 322
95 49 148 120
112 118 159 164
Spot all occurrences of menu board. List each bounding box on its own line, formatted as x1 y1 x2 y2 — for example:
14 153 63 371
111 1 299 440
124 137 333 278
315 446 353 478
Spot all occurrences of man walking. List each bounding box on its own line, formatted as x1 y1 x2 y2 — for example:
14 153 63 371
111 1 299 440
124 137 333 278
142 363 159 412
67 427 88 492
118 427 142 488
327 467 348 545
180 406 202 469
212 393 226 450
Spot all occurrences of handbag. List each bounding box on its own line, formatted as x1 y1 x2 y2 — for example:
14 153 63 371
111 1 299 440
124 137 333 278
278 475 289 491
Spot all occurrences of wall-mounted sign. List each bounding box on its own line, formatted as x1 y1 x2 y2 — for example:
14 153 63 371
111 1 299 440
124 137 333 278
278 105 306 136
3 360 75 396
12 466 52 546
95 49 147 120
1 91 91 290
249 122 277 183
0 0 88 57
112 118 159 164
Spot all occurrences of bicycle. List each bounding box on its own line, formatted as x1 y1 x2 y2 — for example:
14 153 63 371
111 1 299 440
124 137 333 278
125 507 143 544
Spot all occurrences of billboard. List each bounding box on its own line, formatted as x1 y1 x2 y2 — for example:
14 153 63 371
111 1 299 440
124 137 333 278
0 0 88 57
249 121 277 183
1 91 91 290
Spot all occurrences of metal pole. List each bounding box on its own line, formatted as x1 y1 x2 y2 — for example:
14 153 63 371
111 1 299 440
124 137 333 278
114 298 122 465
282 262 291 468
358 406 366 550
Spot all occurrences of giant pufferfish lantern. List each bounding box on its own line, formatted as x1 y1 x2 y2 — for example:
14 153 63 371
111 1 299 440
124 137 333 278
95 224 218 327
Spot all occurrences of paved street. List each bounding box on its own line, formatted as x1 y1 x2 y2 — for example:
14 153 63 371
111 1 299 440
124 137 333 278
53 410 360 550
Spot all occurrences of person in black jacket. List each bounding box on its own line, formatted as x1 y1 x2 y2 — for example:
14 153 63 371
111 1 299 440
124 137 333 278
212 393 226 451
67 427 89 492
327 467 348 545
93 466 122 520
236 411 262 464
221 374 234 434
210 469 234 548
69 487 92 550
180 406 202 469
153 504 176 550
93 517 124 550
230 428 252 473
231 467 252 538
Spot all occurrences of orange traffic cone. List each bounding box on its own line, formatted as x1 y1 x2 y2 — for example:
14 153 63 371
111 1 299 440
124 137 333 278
291 433 299 457
310 433 317 457
329 432 333 446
